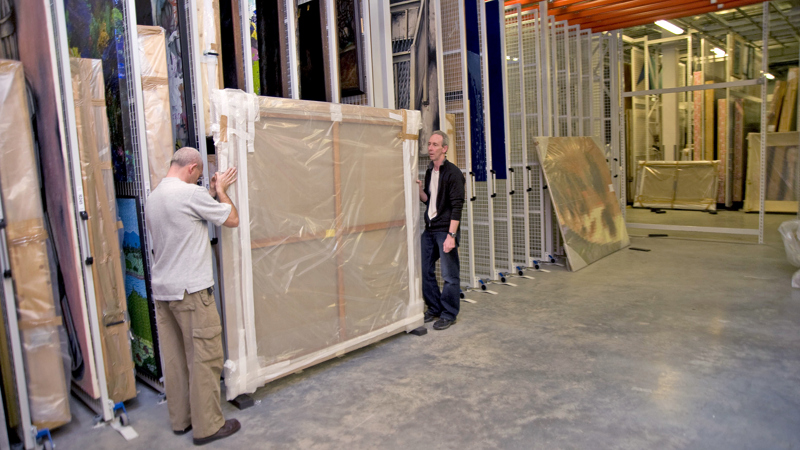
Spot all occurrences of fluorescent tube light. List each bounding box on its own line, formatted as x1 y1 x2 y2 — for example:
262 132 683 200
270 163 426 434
712 47 727 57
655 20 684 35
765 73 775 80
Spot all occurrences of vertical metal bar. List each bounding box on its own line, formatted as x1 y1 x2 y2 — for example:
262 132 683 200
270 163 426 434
517 6 530 267
577 27 584 136
478 0 497 280
759 1 769 244
564 24 572 137
687 32 693 160
644 37 650 161
286 0 300 99
617 31 627 212
241 0 254 93
362 0 375 106
434 0 447 125
326 0 340 103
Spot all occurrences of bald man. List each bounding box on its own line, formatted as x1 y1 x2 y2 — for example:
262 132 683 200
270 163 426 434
145 147 241 445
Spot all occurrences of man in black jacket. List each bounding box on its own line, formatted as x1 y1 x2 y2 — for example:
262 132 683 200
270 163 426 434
417 131 465 330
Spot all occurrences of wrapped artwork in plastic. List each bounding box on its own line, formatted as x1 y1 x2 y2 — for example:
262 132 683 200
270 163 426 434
534 136 630 271
634 161 720 211
211 90 423 399
0 59 71 429
71 58 136 403
198 0 222 137
137 26 175 189
745 132 799 213
779 220 800 287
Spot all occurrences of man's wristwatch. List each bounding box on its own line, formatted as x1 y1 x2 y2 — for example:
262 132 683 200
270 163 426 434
448 232 457 238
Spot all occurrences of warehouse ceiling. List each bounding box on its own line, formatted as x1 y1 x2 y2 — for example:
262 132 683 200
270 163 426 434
505 1 800 65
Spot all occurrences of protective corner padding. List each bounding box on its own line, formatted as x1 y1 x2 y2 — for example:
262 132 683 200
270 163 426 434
634 161 720 211
137 25 175 190
198 0 222 137
744 132 799 213
211 90 424 399
71 58 137 403
779 220 800 287
0 59 71 429
534 136 630 272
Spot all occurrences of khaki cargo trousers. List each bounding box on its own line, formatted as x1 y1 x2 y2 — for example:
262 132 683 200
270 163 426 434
155 288 225 439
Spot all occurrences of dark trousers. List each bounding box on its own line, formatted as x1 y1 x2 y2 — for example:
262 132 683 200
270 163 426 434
421 229 460 321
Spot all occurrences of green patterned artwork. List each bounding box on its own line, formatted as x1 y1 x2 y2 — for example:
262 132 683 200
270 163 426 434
118 196 162 380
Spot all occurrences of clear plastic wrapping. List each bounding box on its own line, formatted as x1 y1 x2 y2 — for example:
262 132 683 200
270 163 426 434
534 136 630 271
211 91 423 399
634 161 720 211
70 58 136 403
137 26 175 189
778 220 800 287
198 0 222 137
744 132 799 213
0 59 71 429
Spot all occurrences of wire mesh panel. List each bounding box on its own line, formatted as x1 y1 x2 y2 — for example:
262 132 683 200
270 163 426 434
505 6 528 270
521 9 544 262
440 0 475 288
582 30 593 136
467 0 496 283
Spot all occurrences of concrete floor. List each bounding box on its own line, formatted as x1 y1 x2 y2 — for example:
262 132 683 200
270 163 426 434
50 217 800 449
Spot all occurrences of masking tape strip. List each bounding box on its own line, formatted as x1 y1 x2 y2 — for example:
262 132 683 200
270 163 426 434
18 316 64 330
330 103 342 122
142 76 169 87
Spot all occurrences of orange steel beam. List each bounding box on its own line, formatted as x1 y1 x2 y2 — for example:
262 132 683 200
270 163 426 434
569 0 719 26
551 0 654 15
587 0 765 32
554 0 703 22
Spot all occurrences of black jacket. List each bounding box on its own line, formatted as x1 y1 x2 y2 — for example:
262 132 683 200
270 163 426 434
423 159 465 231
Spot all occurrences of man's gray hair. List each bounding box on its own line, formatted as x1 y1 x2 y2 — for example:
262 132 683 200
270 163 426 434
170 147 202 167
432 130 449 148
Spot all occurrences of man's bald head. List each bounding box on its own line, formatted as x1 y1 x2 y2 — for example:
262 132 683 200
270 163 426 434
171 147 203 168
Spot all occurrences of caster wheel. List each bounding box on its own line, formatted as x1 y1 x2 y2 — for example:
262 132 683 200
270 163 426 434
459 292 465 299
43 440 53 450
500 277 506 283
549 258 555 264
481 284 487 291
518 270 523 276
119 412 130 427
534 264 540 270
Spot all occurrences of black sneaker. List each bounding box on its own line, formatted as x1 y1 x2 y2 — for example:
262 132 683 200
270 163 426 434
193 419 241 446
433 318 456 330
424 311 439 323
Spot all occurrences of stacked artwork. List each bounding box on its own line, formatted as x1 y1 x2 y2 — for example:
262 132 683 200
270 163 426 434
153 0 190 149
211 91 423 400
634 161 720 211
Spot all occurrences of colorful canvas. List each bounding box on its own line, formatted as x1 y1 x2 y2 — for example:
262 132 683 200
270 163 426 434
717 99 728 204
117 197 162 380
534 137 630 272
733 99 745 202
64 0 134 183
693 71 702 160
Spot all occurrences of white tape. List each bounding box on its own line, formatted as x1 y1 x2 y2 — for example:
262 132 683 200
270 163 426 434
609 184 615 193
389 112 402 121
330 103 343 122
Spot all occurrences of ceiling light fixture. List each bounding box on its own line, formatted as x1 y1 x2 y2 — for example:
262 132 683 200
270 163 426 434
712 47 727 57
765 73 775 80
655 20 684 35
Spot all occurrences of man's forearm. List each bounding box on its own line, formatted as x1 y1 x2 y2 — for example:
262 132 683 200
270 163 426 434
218 190 239 225
449 220 459 234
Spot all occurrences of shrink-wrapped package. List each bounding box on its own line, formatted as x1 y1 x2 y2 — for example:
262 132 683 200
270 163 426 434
71 58 136 402
534 136 630 272
211 90 423 399
634 161 720 211
0 59 71 429
198 0 222 137
137 26 175 189
744 132 799 213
